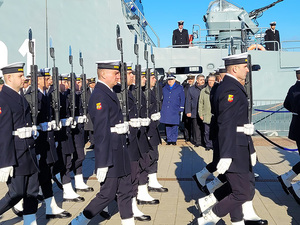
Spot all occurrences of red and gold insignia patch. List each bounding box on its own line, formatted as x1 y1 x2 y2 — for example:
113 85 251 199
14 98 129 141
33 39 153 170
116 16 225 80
96 103 102 110
228 95 234 102
0 107 2 114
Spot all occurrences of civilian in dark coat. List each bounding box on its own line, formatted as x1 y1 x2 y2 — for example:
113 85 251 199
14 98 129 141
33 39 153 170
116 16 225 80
172 20 189 48
185 74 205 146
278 68 300 203
160 74 185 145
264 21 280 51
0 62 39 224
70 61 134 225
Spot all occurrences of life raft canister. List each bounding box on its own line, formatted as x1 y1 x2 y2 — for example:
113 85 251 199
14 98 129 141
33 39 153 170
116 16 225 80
248 44 266 51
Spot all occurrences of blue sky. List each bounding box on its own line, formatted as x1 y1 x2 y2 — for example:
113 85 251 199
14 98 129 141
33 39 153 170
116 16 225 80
142 0 300 48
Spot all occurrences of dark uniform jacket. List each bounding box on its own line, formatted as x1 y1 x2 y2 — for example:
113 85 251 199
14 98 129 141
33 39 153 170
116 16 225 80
88 82 131 178
84 87 93 131
0 85 39 175
209 82 220 140
172 28 189 48
214 75 255 173
34 90 58 164
147 89 161 146
72 92 85 149
160 82 185 125
185 84 204 118
265 29 280 51
284 81 300 142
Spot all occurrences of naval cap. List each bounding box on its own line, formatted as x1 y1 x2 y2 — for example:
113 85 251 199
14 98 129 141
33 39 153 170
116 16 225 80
39 68 51 77
126 62 134 71
89 77 96 83
218 66 227 73
186 74 195 79
270 21 276 26
178 20 184 25
0 62 25 75
141 68 146 75
295 68 300 75
222 53 249 66
167 73 176 80
60 73 70 81
96 60 120 70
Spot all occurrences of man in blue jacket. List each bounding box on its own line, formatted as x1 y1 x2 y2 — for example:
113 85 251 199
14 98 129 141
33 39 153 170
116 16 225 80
160 74 185 145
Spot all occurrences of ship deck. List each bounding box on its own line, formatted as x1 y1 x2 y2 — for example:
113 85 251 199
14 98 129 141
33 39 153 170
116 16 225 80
0 136 300 225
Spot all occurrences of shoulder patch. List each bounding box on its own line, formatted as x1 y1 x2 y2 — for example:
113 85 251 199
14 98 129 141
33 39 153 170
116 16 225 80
228 95 234 102
96 103 102 110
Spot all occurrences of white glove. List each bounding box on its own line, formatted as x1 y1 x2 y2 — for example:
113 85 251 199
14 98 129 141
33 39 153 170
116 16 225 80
129 118 141 128
251 152 257 166
31 126 39 140
66 117 74 126
82 115 88 123
244 123 254 136
96 167 108 183
71 120 77 129
151 112 161 121
0 166 13 182
217 158 232 174
54 121 62 131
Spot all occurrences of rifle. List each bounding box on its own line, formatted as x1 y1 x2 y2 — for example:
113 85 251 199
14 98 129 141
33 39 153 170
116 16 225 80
144 43 150 118
28 28 38 126
116 24 128 122
79 51 87 118
150 46 160 112
133 34 141 117
49 37 61 128
68 45 76 125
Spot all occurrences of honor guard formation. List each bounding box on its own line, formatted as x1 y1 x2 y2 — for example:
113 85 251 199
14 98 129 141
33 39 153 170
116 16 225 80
0 25 299 225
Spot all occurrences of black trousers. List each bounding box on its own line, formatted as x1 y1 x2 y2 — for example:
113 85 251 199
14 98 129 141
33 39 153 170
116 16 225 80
38 158 54 199
0 172 39 215
59 153 72 184
147 145 159 174
138 153 151 185
192 117 203 145
83 175 133 220
204 123 213 149
131 161 140 198
292 141 300 174
212 172 254 222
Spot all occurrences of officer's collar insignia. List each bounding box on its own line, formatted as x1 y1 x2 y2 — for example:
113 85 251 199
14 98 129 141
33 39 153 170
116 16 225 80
0 107 2 114
96 102 102 110
228 95 234 102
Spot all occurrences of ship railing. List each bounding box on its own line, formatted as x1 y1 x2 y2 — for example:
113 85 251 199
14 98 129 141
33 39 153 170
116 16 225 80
121 0 160 47
252 99 291 136
281 40 300 52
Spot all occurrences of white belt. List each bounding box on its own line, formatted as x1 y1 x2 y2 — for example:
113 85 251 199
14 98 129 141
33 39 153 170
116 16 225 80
140 118 151 127
236 126 245 132
129 118 141 128
12 125 39 139
151 112 161 121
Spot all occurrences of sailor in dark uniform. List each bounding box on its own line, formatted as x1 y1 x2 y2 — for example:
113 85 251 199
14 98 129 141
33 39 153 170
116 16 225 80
20 77 31 95
69 60 134 225
55 75 85 202
172 20 189 48
146 69 168 193
72 76 94 192
278 68 300 204
264 21 280 51
0 62 39 224
84 78 96 149
136 68 160 205
198 53 257 225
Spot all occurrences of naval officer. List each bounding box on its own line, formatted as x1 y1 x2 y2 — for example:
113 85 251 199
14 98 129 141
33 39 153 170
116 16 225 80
172 20 189 48
0 62 39 224
69 60 134 225
278 68 300 204
264 21 280 51
197 53 257 225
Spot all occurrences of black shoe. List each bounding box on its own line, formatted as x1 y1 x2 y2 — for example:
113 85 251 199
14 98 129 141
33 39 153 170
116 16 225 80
166 142 172 145
134 215 151 221
99 211 111 220
201 185 210 195
137 199 159 205
75 187 94 192
277 176 289 195
192 174 204 191
46 211 72 219
205 148 210 151
12 207 23 217
172 142 176 145
63 196 85 202
37 194 44 202
87 144 94 149
244 219 268 225
148 186 168 192
52 177 63 190
288 186 300 205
